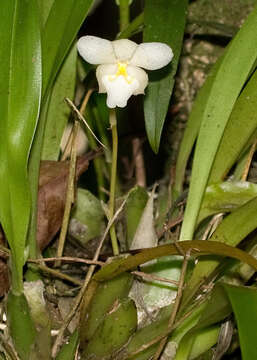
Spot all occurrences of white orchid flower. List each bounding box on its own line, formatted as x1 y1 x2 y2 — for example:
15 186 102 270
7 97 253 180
77 36 173 108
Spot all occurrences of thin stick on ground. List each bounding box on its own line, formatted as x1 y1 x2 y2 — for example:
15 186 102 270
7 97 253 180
35 264 83 286
241 139 257 181
55 119 79 266
109 109 119 255
157 215 183 239
55 91 95 266
153 249 191 360
65 97 107 150
61 89 94 161
29 256 104 266
51 196 128 357
132 270 179 286
201 213 223 240
127 295 207 359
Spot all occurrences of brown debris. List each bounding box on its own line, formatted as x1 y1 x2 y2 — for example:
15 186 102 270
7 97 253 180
36 153 94 251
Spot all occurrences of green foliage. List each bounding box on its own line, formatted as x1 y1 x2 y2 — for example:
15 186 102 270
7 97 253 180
180 5 257 240
41 0 94 95
0 0 41 293
182 196 257 309
223 284 257 360
7 293 36 360
143 0 188 153
209 67 257 183
2 0 257 358
174 56 224 194
82 299 137 359
41 44 77 161
69 188 105 246
80 273 133 344
199 181 257 223
56 330 79 360
124 186 149 247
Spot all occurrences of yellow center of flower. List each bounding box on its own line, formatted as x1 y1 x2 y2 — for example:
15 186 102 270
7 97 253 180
116 62 128 77
108 62 133 84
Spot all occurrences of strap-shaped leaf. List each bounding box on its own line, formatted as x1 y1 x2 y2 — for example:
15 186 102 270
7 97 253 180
174 56 224 194
182 196 257 309
180 5 257 240
143 0 188 153
28 0 94 255
0 0 41 293
42 0 94 95
209 67 257 183
223 284 257 360
41 45 77 161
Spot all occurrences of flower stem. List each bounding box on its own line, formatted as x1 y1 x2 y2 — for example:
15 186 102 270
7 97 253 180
109 109 119 255
117 12 144 39
119 0 130 31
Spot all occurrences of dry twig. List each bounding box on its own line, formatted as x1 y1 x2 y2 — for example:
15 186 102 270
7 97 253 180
153 249 191 359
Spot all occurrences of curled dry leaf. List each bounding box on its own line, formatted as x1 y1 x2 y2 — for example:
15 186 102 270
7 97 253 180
37 151 98 251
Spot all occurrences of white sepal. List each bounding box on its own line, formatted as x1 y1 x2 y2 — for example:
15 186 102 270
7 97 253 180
77 36 116 65
112 39 137 61
130 42 173 70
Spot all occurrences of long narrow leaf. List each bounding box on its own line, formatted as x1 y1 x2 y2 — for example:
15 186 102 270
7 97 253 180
174 56 224 194
223 284 257 360
143 0 188 153
42 0 94 95
180 6 257 240
0 0 41 292
28 0 94 255
209 67 257 183
41 44 77 161
182 196 257 309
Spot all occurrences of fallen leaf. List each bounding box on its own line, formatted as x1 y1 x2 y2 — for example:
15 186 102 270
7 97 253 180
37 151 97 251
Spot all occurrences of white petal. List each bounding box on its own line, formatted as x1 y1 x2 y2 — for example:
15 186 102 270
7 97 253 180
96 64 117 92
127 66 148 95
102 75 139 108
77 36 116 65
130 42 173 70
112 39 138 62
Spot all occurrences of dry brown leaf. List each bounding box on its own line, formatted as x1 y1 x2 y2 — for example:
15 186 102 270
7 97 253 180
37 151 98 251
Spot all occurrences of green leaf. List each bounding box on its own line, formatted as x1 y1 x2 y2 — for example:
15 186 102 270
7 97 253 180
82 299 137 359
42 0 94 95
174 56 224 194
94 240 257 282
130 187 157 249
199 181 257 224
223 284 257 360
143 0 188 153
209 67 257 183
175 285 231 359
80 273 133 345
37 0 54 26
125 186 149 248
194 285 231 330
41 44 77 161
127 301 206 360
0 0 41 292
180 5 257 240
69 188 105 246
56 330 79 360
7 292 36 360
182 196 257 310
28 0 94 256
175 326 220 360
